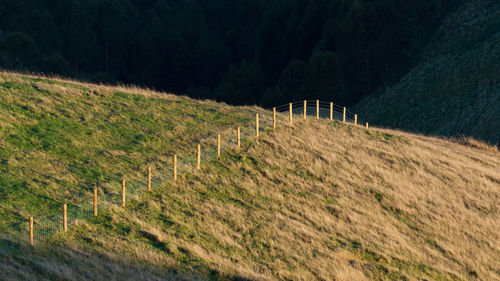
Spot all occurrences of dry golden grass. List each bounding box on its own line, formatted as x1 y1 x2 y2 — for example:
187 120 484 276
449 136 499 153
211 121 500 280
1 72 499 280
0 70 251 108
5 119 496 280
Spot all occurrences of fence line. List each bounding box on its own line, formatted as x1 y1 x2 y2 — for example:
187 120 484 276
0 100 367 249
275 100 364 125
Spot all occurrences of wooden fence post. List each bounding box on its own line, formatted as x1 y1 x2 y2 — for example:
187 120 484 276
330 102 333 121
147 166 151 192
366 122 369 129
289 103 293 125
237 125 241 148
93 187 98 216
256 114 259 138
196 144 201 170
217 134 221 158
63 204 67 232
316 100 319 119
343 107 346 123
303 100 307 119
122 178 126 208
173 155 177 181
273 107 276 129
29 216 34 246
354 114 358 126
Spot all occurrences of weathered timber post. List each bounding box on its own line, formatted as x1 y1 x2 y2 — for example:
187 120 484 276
316 100 319 119
147 166 151 192
217 134 221 158
63 204 67 232
256 114 259 138
343 107 346 123
29 216 34 246
303 100 307 119
273 107 276 129
196 144 201 170
173 155 177 181
354 114 358 126
330 102 333 121
93 187 98 216
122 178 126 208
237 125 241 148
289 103 293 125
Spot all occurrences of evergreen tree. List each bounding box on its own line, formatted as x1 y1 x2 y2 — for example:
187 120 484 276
0 0 445 106
300 51 342 102
215 60 265 104
0 32 42 69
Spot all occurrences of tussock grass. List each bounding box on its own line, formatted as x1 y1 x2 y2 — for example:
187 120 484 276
449 136 498 153
1 73 499 280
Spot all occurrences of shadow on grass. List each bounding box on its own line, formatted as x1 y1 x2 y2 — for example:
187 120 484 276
0 237 255 281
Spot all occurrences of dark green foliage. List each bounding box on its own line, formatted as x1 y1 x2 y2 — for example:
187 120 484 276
0 32 42 69
0 0 446 106
355 0 500 144
215 60 265 105
300 51 342 101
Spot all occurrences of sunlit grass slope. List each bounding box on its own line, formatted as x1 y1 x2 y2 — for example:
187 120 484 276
1 73 500 281
0 72 262 228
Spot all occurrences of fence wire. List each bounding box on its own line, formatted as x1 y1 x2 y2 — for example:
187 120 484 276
0 100 365 248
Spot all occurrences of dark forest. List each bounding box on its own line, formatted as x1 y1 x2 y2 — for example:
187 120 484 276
0 0 449 106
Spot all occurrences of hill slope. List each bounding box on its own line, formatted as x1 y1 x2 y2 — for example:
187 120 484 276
1 73 500 280
0 72 265 228
355 0 500 144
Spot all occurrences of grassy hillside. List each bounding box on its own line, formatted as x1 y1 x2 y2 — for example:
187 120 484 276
355 0 500 144
0 72 269 229
1 73 499 280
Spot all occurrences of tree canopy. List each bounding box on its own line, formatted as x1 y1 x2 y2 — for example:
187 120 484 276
0 0 446 106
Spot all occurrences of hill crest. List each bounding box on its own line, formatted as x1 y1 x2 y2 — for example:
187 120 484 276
0 73 499 280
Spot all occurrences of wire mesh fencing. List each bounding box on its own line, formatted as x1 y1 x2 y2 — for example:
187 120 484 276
0 100 366 248
275 100 364 125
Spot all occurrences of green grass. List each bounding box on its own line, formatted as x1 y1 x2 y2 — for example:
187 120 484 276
1 72 499 280
0 73 263 228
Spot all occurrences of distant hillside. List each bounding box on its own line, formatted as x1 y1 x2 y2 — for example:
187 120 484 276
1 73 499 280
355 0 500 144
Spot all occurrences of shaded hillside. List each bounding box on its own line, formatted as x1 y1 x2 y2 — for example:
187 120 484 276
1 74 499 280
355 0 500 144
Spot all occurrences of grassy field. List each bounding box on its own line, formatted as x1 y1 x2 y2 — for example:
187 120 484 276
0 71 271 230
1 72 499 280
355 0 500 145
